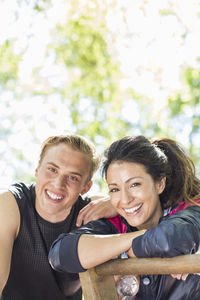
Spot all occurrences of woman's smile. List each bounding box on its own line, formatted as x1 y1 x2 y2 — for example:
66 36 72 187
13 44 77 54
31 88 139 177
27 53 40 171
107 161 164 229
123 203 143 215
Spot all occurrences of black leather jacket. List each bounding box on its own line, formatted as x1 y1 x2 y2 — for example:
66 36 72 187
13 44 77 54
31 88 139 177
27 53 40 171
49 206 200 300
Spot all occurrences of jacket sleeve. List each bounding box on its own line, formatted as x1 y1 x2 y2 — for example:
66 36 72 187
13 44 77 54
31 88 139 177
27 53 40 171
132 206 200 258
48 218 119 273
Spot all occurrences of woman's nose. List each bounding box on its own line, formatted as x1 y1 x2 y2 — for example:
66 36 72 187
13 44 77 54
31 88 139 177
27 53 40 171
120 189 132 205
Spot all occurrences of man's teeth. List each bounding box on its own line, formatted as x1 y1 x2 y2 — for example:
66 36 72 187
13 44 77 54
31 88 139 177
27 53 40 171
124 204 142 213
47 191 63 200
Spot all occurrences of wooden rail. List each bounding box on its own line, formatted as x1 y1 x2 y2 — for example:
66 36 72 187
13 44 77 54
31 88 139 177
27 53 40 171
79 254 200 300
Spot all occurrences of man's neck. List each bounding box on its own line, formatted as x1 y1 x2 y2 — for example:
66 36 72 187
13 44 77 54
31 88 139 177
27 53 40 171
35 205 72 223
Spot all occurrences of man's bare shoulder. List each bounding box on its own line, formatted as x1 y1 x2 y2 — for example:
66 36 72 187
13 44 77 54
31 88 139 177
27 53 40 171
0 189 20 237
0 189 12 196
0 190 20 293
0 189 16 205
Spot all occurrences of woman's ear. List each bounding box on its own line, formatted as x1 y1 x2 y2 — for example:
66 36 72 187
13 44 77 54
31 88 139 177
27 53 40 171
156 177 166 195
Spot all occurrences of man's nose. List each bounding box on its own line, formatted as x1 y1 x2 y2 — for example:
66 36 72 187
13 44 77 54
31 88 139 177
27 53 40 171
53 175 66 188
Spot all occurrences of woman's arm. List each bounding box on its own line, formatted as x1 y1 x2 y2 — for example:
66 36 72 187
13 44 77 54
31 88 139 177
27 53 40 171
78 230 145 269
131 206 200 258
48 218 145 273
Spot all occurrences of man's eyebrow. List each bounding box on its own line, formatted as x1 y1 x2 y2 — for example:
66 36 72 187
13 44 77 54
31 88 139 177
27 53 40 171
47 162 59 168
46 162 82 177
70 172 82 177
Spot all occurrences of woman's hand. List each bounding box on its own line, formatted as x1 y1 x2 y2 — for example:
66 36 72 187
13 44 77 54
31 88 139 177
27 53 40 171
127 247 136 258
171 273 189 281
128 229 147 257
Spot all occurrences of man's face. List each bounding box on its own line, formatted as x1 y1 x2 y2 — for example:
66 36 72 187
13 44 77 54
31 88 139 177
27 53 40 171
35 143 92 223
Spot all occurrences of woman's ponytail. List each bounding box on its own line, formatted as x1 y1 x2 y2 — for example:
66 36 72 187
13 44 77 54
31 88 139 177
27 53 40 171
152 138 200 207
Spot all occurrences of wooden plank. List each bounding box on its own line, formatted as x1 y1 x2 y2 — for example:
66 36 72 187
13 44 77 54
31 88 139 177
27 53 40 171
95 254 200 276
79 268 118 300
80 255 200 299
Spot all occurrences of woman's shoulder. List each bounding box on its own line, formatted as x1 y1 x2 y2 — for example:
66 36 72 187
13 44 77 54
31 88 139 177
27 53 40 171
163 204 200 227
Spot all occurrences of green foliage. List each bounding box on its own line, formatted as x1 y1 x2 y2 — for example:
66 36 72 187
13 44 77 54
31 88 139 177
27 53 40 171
1 0 200 187
16 0 52 12
0 40 20 87
48 1 138 189
169 68 200 114
54 16 118 103
34 0 51 12
184 67 200 105
168 66 200 169
50 2 130 152
159 9 175 16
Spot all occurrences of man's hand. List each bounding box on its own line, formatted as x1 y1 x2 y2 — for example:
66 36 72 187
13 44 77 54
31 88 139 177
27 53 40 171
76 194 117 227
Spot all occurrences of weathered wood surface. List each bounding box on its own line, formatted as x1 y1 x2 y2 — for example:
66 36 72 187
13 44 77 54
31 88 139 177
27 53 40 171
79 254 200 300
79 268 118 300
96 254 200 275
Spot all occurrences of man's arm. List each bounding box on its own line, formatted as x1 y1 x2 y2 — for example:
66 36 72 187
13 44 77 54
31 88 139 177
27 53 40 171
0 190 20 294
76 194 117 227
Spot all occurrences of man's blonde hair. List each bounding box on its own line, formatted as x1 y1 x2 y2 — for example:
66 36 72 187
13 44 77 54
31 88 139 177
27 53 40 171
39 134 100 181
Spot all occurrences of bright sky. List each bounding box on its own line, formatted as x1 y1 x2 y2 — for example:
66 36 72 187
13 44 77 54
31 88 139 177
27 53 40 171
0 0 200 190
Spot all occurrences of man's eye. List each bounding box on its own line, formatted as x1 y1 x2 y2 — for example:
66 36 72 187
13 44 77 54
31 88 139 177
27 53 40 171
69 175 78 182
48 167 56 173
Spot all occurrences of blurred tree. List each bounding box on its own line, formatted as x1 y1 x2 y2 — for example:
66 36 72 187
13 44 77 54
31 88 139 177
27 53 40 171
0 40 20 88
168 66 200 172
50 1 125 147
0 39 36 184
0 0 199 188
47 0 133 189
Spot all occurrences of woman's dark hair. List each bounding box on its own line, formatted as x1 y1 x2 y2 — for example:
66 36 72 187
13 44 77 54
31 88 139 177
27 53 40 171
102 136 200 209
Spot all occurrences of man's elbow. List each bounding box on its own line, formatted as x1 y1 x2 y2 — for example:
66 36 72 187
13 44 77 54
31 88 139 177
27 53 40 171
0 277 7 296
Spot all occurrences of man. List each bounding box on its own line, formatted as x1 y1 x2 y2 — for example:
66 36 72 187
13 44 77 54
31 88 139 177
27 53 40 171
0 134 115 300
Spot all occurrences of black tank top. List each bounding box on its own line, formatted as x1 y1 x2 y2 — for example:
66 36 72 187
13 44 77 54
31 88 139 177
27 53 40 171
2 182 89 300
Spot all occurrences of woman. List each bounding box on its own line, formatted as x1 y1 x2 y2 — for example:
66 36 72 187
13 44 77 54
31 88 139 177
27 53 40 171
49 136 200 300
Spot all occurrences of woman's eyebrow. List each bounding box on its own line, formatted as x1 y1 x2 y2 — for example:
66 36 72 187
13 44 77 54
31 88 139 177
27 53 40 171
108 183 117 187
125 176 143 184
108 176 143 186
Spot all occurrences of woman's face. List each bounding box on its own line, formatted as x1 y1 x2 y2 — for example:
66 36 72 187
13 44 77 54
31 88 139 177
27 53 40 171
107 161 165 230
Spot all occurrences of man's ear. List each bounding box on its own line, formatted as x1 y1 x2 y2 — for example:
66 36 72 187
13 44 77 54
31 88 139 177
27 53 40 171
157 177 166 195
35 166 39 177
80 180 93 195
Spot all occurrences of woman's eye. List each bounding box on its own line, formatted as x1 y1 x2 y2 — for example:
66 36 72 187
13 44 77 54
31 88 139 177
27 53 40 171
109 188 119 193
131 182 140 187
